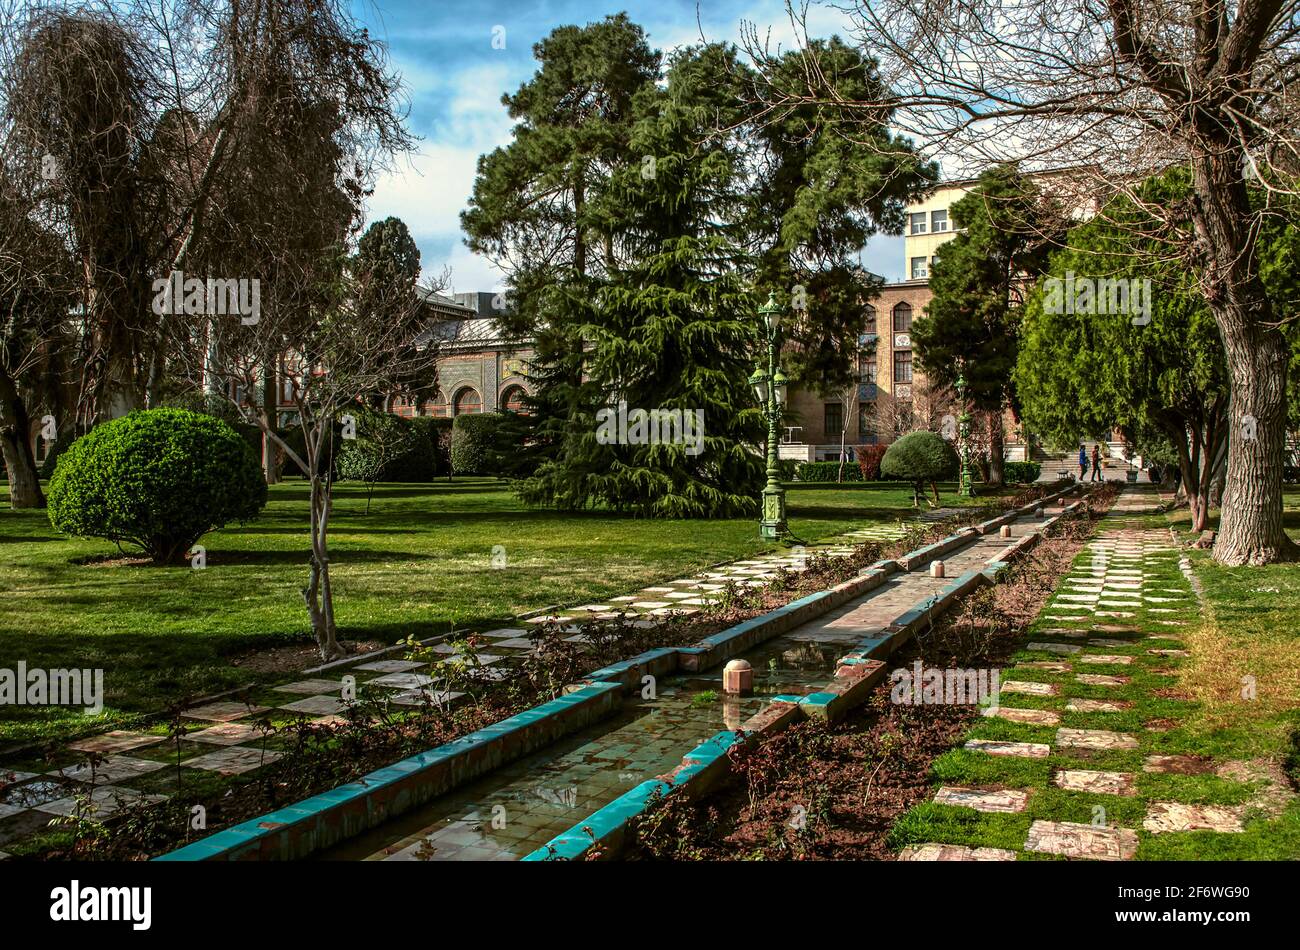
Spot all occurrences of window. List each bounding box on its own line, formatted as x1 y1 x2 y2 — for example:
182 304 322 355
909 212 927 235
392 397 416 418
858 403 876 438
422 396 448 417
453 387 482 415
910 256 928 280
859 355 877 383
893 302 913 332
894 350 913 383
501 385 527 414
863 305 876 335
824 402 843 436
931 209 949 232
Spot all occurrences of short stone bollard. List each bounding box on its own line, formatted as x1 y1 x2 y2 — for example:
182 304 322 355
1036 506 1046 519
930 560 945 578
723 658 753 696
999 524 1012 539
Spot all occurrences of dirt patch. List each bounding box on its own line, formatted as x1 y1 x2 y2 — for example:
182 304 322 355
225 641 387 676
72 554 155 568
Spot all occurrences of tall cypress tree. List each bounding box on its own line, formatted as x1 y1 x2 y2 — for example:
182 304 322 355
524 43 765 517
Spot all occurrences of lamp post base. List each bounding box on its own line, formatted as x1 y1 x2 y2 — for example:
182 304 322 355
761 486 787 540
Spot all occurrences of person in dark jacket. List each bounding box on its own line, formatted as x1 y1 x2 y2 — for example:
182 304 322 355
1091 444 1103 482
1078 444 1088 481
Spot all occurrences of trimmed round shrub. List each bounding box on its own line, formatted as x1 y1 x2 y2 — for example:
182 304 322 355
1002 460 1042 484
880 430 959 502
450 413 503 475
336 409 436 484
47 408 268 565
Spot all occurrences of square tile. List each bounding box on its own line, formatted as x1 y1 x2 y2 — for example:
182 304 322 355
183 747 283 775
53 755 166 785
36 785 167 819
187 722 271 746
183 701 270 722
354 659 425 673
279 695 348 716
66 731 164 755
273 678 345 695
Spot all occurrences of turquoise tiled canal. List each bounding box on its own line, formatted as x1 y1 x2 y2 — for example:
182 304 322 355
318 497 1075 862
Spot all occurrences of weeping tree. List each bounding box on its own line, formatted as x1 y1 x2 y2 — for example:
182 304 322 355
762 0 1300 564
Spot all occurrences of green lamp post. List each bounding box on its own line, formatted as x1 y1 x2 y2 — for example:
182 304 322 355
956 369 975 498
751 292 788 540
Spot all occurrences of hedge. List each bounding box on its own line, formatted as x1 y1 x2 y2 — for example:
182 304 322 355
794 460 863 482
450 413 504 475
1002 460 1041 484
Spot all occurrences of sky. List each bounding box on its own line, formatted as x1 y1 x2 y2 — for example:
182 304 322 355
350 0 908 293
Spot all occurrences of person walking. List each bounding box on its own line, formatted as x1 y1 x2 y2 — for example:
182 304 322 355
1078 444 1088 482
1091 444 1103 482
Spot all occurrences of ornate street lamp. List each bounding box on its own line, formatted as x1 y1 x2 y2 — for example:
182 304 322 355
956 368 975 498
753 292 788 539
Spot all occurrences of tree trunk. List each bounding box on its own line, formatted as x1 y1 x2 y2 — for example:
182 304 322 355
262 352 280 485
0 367 46 509
986 411 1005 486
1191 155 1299 564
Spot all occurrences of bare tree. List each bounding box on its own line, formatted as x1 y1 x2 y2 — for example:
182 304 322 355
754 0 1300 563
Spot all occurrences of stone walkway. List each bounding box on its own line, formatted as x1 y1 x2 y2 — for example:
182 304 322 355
900 485 1286 861
0 517 910 858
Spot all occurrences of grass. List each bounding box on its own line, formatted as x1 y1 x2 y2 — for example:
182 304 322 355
889 492 1300 860
0 475 1012 746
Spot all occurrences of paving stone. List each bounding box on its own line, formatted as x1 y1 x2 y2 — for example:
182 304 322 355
1027 642 1082 655
965 739 1051 758
1088 638 1134 648
354 659 425 673
1024 820 1138 860
66 730 164 755
630 601 671 609
1020 661 1071 672
1147 648 1190 657
989 706 1060 726
1065 698 1132 713
187 722 271 746
934 786 1029 813
273 678 345 695
36 785 167 818
183 746 283 775
1053 769 1136 796
1056 728 1139 751
279 695 348 716
1044 614 1090 621
1142 755 1215 775
1076 673 1128 686
1095 610 1136 618
0 779 67 809
480 628 528 638
1143 802 1244 834
1000 680 1059 696
367 672 434 690
183 701 270 722
53 755 166 785
1078 654 1133 665
1039 628 1089 638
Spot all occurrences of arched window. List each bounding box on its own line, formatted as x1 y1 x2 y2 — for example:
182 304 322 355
453 387 482 415
421 395 448 417
892 302 912 333
500 385 528 414
391 396 416 419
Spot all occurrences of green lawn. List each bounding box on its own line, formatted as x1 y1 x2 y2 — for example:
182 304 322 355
0 476 1008 746
891 498 1300 860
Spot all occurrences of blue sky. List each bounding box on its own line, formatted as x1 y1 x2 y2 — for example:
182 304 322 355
353 0 906 291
